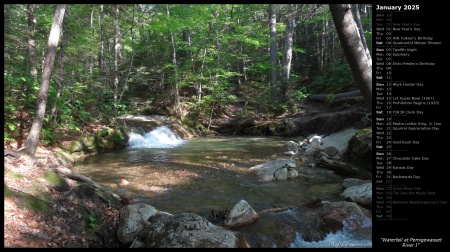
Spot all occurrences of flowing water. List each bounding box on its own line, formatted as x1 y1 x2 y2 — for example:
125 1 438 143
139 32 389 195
72 126 372 248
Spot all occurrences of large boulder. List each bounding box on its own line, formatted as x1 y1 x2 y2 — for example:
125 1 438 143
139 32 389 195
316 201 372 234
342 182 372 209
342 178 371 189
245 221 297 248
117 203 168 244
342 127 372 173
144 212 248 248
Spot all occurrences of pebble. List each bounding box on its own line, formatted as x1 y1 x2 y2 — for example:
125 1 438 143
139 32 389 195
30 220 39 228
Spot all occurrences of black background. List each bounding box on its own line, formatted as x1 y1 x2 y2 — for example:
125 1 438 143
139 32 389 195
372 3 448 249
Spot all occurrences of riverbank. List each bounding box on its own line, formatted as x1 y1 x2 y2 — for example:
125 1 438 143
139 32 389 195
4 143 125 248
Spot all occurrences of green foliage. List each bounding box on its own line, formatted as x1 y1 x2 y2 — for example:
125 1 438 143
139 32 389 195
291 86 309 101
88 215 98 229
312 63 353 93
3 4 371 145
292 46 306 54
40 127 55 146
364 31 372 49
303 8 332 24
235 108 258 120
4 132 14 144
326 94 335 106
6 122 16 132
282 86 309 113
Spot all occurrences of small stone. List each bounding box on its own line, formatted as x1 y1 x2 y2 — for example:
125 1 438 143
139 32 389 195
30 220 39 228
118 179 130 186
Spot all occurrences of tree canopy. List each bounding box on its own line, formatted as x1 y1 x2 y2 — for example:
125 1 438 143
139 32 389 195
4 4 372 148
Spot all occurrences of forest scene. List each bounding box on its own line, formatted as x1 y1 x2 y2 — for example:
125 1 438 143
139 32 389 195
4 4 373 248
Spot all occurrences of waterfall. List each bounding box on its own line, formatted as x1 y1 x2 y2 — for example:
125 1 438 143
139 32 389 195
126 125 185 149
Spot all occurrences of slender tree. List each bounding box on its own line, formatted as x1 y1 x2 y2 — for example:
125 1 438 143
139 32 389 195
329 4 372 111
89 8 94 89
16 4 39 148
118 4 136 107
27 4 39 83
98 5 105 99
351 4 372 68
280 13 294 103
166 5 181 116
18 4 67 158
269 4 278 104
113 4 121 116
50 13 67 124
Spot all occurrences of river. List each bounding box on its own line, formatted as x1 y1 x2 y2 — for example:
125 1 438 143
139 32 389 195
72 126 372 248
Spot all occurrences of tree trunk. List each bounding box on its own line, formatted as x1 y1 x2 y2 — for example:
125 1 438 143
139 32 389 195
89 9 94 90
319 21 325 72
21 4 67 158
199 47 207 101
27 4 39 83
118 5 135 107
166 5 181 117
17 4 39 148
329 4 372 111
269 4 278 105
181 29 193 65
321 20 329 71
280 14 294 103
315 22 321 73
50 15 67 124
98 5 105 100
113 4 121 116
351 4 372 69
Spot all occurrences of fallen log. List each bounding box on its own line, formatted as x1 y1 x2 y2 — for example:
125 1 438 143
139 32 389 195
53 166 124 204
4 148 23 158
53 166 103 190
307 90 361 102
318 156 368 177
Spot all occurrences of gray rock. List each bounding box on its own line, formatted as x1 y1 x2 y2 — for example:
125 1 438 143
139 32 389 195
342 182 372 209
224 200 259 228
342 178 371 189
284 141 298 154
316 201 372 234
145 212 246 248
249 159 296 182
117 203 169 244
322 146 340 157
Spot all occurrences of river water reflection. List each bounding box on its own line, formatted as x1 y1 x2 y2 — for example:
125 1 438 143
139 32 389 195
73 136 344 215
72 135 371 247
